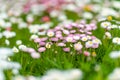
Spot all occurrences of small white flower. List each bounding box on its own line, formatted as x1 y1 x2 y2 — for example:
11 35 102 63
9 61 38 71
73 35 80 40
0 48 13 57
40 23 52 30
86 36 92 40
110 51 120 59
37 31 46 35
16 40 22 45
18 45 27 51
29 25 40 34
18 22 27 29
31 52 40 59
85 41 93 48
0 19 5 27
118 26 120 29
12 75 26 80
81 37 88 42
47 31 54 37
112 1 120 9
100 8 118 17
41 69 83 80
10 17 18 23
27 76 37 80
110 24 118 29
45 43 52 49
65 4 77 11
0 12 8 19
112 37 120 45
74 43 83 51
83 12 93 19
5 22 12 28
0 71 5 80
26 14 34 23
12 69 19 75
66 36 73 42
101 21 111 28
30 34 38 40
104 32 112 39
2 31 16 38
5 39 10 46
12 47 19 53
63 30 70 35
68 69 83 80
58 14 67 21
92 39 102 44
94 65 100 72
50 10 60 18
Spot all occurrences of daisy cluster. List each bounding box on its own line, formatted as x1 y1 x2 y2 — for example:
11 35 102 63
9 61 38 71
12 69 82 80
100 21 120 45
23 0 120 21
12 40 41 59
0 48 21 80
1 0 120 80
33 22 101 57
0 12 16 43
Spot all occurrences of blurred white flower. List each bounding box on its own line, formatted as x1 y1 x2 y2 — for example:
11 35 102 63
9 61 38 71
0 48 13 58
0 47 21 80
50 10 60 18
18 22 27 29
31 52 40 59
0 71 4 80
101 21 111 28
16 40 22 45
112 1 120 9
83 12 93 19
12 47 19 53
30 34 38 40
100 8 118 17
108 68 120 80
5 22 12 28
0 12 8 19
41 69 83 80
18 45 27 51
12 69 19 75
31 4 45 15
2 31 16 38
12 75 26 80
58 14 67 21
40 23 52 30
110 24 118 29
5 39 10 46
65 4 77 11
26 14 34 23
47 31 55 37
112 37 120 45
10 17 18 23
110 51 120 59
29 25 40 34
104 32 112 39
27 76 38 80
0 19 5 27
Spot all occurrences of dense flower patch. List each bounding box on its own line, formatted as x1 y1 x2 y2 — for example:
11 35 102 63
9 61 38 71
1 0 120 80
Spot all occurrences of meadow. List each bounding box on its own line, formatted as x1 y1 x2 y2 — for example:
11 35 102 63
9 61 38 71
0 0 120 80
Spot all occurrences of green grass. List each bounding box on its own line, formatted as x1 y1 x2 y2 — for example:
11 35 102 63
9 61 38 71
1 12 120 80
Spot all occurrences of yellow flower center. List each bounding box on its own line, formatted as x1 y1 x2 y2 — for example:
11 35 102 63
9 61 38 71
107 16 112 21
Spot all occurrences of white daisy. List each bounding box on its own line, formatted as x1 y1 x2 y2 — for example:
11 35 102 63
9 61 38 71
101 21 111 28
